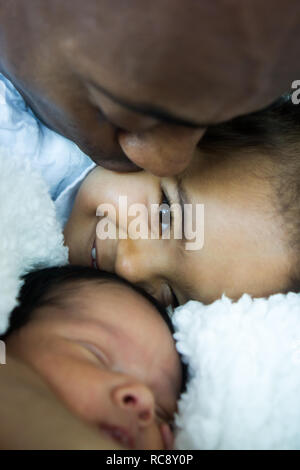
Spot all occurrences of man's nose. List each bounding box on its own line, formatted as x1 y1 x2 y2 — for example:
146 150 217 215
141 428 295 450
118 123 205 176
112 382 155 427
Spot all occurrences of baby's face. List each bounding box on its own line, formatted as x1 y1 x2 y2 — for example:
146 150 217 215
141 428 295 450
64 151 292 305
7 281 181 449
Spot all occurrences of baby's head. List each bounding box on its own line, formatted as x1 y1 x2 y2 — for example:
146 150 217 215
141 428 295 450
4 266 183 449
64 96 300 305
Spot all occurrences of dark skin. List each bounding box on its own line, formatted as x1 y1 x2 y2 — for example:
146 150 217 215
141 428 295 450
0 0 300 176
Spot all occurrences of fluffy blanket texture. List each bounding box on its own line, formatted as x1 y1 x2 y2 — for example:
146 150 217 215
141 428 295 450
173 294 300 449
0 149 68 334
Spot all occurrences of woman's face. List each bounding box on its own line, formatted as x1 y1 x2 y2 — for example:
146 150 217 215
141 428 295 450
64 151 292 306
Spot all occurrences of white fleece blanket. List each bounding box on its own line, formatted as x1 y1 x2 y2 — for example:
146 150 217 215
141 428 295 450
0 149 68 334
173 295 300 450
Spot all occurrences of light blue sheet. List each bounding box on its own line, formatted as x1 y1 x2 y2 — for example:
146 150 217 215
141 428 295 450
0 73 95 227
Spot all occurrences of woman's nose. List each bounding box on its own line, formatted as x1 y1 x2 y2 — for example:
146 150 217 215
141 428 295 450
116 239 163 286
115 239 171 304
118 123 205 176
112 382 155 427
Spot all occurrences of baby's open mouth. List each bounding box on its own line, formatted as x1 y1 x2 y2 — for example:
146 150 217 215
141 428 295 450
99 423 135 449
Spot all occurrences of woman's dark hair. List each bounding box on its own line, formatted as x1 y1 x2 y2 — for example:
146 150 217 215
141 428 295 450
199 95 300 292
200 94 300 156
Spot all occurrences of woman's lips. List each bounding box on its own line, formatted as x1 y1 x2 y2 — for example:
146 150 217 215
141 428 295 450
91 234 118 273
91 240 98 269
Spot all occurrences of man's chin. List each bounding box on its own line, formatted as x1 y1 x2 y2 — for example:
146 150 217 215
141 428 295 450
96 158 141 173
81 146 142 173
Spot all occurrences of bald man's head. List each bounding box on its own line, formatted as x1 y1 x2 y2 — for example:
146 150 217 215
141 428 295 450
1 0 299 175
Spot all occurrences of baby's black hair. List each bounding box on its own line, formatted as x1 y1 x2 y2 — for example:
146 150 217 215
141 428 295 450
2 265 187 393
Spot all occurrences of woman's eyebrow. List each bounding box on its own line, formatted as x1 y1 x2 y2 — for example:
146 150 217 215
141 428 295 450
88 79 210 129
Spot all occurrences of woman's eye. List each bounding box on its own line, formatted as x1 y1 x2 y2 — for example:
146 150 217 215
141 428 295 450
160 190 171 234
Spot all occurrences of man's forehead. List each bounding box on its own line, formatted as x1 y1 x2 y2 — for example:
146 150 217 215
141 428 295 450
62 0 288 120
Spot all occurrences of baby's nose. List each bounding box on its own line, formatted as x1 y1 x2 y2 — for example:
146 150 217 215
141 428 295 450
118 123 205 176
112 382 155 428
